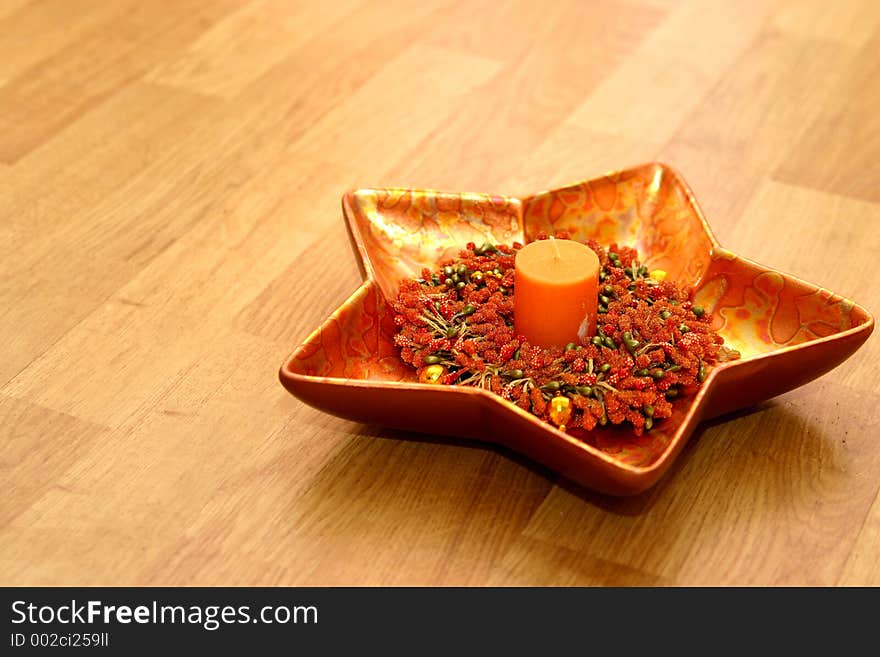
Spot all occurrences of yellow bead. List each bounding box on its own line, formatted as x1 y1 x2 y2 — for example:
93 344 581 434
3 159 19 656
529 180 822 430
419 364 446 384
650 269 667 282
471 271 484 282
549 395 572 429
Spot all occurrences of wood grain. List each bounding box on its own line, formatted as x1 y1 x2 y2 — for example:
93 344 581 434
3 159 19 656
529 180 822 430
2 0 879 586
0 0 242 163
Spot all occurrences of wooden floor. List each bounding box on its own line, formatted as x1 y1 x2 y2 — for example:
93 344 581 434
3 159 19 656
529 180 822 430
2 0 879 586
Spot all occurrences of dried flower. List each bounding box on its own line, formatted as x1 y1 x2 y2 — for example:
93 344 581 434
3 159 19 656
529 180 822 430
392 237 739 436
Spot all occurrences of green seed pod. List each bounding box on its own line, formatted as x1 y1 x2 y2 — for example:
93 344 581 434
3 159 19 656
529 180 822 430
603 285 614 295
650 369 664 379
644 417 653 431
591 336 603 347
452 273 460 283
603 336 615 349
446 326 459 338
665 388 679 399
635 368 649 377
504 369 523 379
540 381 561 392
660 310 671 320
565 342 576 352
692 305 705 318
456 264 467 275
461 304 476 316
456 281 466 289
600 295 610 305
424 355 441 365
679 324 690 333
644 405 654 417
576 386 592 396
600 363 611 373
444 265 453 276
444 278 454 287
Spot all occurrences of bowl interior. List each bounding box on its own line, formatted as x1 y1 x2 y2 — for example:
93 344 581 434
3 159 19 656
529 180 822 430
693 250 868 359
345 187 524 302
520 163 715 289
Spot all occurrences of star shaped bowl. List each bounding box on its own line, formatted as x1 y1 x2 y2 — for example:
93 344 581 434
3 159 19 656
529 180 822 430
279 163 873 495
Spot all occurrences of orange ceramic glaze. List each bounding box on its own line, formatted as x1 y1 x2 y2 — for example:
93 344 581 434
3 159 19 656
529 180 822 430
279 163 874 495
514 238 600 348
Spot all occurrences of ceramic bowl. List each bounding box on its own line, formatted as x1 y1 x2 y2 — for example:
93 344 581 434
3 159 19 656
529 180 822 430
279 163 873 495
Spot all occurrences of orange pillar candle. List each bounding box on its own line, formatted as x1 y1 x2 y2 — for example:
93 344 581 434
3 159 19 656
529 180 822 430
514 238 601 348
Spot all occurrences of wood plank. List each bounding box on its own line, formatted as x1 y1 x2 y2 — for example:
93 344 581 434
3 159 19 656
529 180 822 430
772 0 880 46
839 491 880 585
236 219 363 344
147 0 363 99
2 153 356 426
0 1 444 388
502 123 662 195
383 0 666 192
0 0 139 84
423 0 576 62
0 0 242 163
659 33 860 241
0 0 36 21
0 395 108 527
3 44 501 428
0 83 216 386
488 534 670 586
288 44 503 173
774 34 880 204
564 0 775 146
242 433 552 586
0 333 333 585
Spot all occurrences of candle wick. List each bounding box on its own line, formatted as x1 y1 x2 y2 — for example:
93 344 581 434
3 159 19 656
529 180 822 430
550 236 561 261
